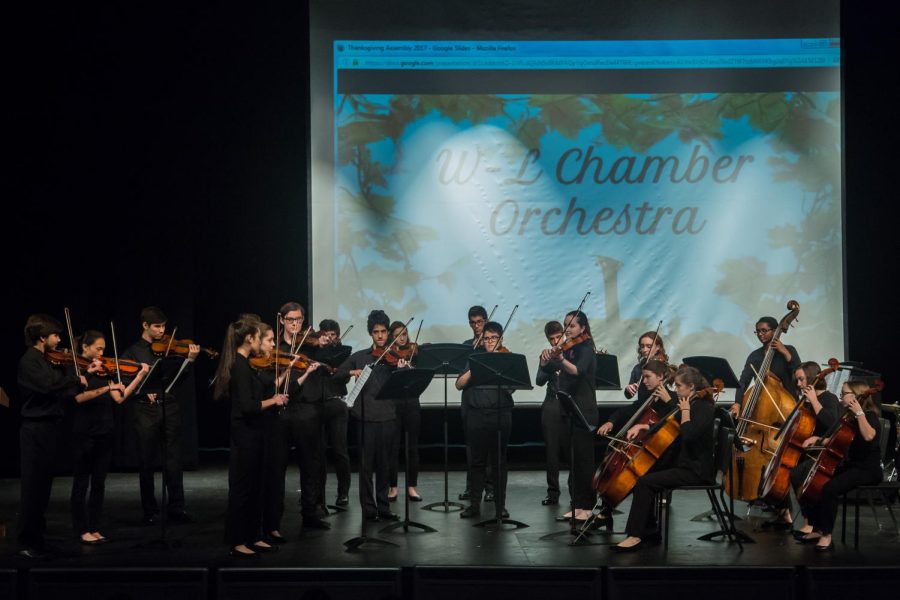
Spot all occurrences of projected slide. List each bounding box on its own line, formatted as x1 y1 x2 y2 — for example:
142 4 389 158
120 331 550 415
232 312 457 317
312 39 842 403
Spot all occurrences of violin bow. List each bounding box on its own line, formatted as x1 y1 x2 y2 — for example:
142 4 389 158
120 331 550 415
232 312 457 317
634 320 664 391
337 324 353 344
497 304 519 350
63 307 81 378
110 320 123 386
274 313 282 384
164 327 178 358
372 317 415 367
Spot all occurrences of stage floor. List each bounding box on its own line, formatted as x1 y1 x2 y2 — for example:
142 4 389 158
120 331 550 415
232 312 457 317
1 466 898 569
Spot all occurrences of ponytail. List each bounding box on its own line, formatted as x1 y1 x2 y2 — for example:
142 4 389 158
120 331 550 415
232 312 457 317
212 318 260 400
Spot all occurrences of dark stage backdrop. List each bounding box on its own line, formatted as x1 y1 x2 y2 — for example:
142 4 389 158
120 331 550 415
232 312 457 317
2 1 896 476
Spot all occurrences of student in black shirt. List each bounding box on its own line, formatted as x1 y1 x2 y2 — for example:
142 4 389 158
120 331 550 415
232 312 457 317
214 317 288 557
623 331 668 399
387 321 423 502
334 310 405 521
798 380 882 551
313 320 352 508
71 330 149 545
16 314 96 558
456 321 515 519
536 320 564 505
121 306 199 525
730 316 801 419
612 366 716 552
459 305 494 502
541 310 597 522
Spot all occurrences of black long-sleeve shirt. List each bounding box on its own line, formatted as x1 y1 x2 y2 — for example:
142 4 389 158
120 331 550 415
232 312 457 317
675 397 716 481
624 362 642 398
17 346 80 419
71 370 115 435
737 344 801 402
812 390 841 437
608 383 677 432
334 349 397 422
535 358 558 404
230 353 265 447
552 340 597 422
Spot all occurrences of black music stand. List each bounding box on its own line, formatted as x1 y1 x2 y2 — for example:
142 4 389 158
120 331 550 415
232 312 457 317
540 390 601 545
595 354 622 390
132 356 190 550
467 352 532 530
418 343 472 513
377 368 438 534
343 364 398 553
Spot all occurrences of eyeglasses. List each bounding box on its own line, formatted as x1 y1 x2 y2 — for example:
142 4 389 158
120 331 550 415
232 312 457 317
483 335 500 342
469 319 485 326
283 317 303 323
754 328 773 335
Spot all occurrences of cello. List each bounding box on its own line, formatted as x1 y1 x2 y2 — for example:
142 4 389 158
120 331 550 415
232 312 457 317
758 358 841 503
798 380 884 503
726 300 800 501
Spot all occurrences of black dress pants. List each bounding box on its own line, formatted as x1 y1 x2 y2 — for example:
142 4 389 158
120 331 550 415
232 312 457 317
541 397 566 500
466 409 511 511
17 419 60 550
133 401 184 517
625 467 706 538
462 402 493 495
804 463 882 535
358 419 396 517
389 398 421 487
558 415 597 510
264 404 321 530
70 431 114 535
225 439 264 547
317 397 351 502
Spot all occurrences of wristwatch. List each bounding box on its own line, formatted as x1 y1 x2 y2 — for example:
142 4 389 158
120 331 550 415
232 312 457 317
854 411 864 417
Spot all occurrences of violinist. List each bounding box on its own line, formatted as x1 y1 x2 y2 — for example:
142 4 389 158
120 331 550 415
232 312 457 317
334 310 405 521
612 366 716 552
730 316 801 419
536 320 564 506
387 321 423 502
459 305 494 502
71 330 149 545
272 302 328 530
456 321 514 520
121 306 199 526
213 317 288 557
624 332 668 399
16 314 97 559
542 311 597 523
797 381 882 551
313 319 352 509
765 362 840 533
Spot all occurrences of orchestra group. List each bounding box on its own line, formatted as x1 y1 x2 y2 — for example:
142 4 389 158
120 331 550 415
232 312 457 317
12 300 889 558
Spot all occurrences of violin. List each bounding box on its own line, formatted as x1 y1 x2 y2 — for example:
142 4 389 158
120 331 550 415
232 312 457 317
250 354 311 373
151 334 219 359
695 378 725 399
549 333 591 358
44 349 144 378
371 345 405 366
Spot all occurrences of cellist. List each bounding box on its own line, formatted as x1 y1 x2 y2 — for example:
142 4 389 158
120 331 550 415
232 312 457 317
612 365 716 552
730 316 801 419
765 362 840 533
797 380 882 551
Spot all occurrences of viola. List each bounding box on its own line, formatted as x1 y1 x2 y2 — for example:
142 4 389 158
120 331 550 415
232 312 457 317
151 334 219 359
726 300 800 502
44 349 144 378
759 358 841 502
798 380 884 503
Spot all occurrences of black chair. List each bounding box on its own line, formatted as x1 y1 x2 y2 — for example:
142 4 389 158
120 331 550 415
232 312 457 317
840 418 900 548
659 412 748 550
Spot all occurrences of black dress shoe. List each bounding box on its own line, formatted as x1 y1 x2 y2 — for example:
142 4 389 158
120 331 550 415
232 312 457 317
792 530 811 541
408 493 423 502
542 496 559 506
815 542 835 552
484 492 495 502
266 533 288 545
460 505 481 518
556 514 575 522
378 511 400 522
141 514 159 526
335 495 349 507
388 495 398 503
499 509 509 519
17 548 47 559
798 534 823 545
303 518 332 530
167 511 194 524
229 548 259 558
316 504 330 518
458 490 471 500
364 512 380 522
251 543 278 553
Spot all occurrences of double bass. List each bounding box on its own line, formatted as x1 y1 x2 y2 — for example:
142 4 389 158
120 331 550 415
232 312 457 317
726 300 800 501
758 358 841 503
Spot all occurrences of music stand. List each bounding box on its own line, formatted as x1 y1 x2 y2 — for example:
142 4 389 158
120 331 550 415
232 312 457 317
595 354 622 390
467 352 532 530
132 356 190 549
377 368 438 534
540 390 601 545
418 343 472 513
